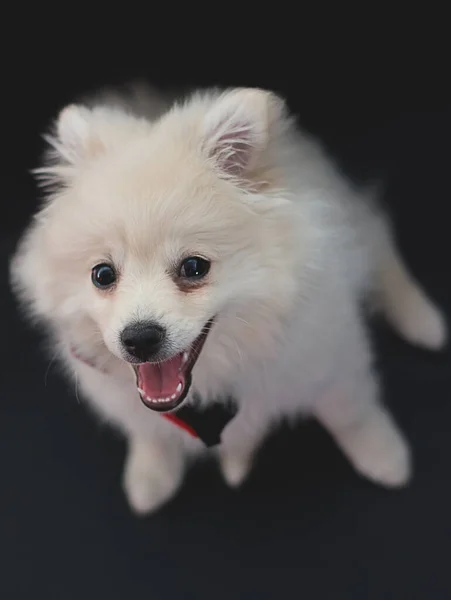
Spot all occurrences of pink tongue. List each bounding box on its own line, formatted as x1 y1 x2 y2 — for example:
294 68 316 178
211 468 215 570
138 354 184 398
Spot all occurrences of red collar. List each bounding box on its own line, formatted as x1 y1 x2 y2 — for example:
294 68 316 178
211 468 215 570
161 412 199 438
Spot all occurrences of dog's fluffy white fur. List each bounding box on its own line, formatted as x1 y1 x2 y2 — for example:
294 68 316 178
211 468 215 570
11 83 447 514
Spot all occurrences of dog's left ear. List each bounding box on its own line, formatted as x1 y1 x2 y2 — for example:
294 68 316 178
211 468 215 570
52 104 106 165
200 88 284 183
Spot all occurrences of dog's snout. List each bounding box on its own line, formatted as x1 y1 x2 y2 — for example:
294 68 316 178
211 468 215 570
121 322 166 361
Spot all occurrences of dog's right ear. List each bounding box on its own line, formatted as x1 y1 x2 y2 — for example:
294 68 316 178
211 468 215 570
51 104 105 165
200 88 285 185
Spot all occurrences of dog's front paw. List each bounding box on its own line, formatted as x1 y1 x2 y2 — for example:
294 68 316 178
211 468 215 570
219 449 254 488
123 439 184 515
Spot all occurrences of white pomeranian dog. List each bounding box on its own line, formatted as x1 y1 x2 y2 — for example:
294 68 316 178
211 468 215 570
11 83 447 515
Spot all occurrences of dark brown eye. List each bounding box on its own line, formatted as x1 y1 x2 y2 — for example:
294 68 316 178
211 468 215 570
179 257 211 280
92 263 116 289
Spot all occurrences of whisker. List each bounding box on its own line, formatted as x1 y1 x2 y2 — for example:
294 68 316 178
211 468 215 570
231 337 244 363
74 373 81 405
44 351 59 387
233 316 254 330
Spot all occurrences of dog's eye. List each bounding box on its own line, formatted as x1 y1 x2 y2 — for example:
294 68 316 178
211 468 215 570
92 263 117 289
179 257 211 280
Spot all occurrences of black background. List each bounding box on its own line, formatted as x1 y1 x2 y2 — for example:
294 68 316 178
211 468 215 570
1 19 450 600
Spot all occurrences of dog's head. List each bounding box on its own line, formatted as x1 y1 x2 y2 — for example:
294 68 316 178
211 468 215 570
12 88 303 410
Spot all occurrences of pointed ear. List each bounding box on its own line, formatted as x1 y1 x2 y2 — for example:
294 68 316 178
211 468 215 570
200 88 283 182
52 104 105 164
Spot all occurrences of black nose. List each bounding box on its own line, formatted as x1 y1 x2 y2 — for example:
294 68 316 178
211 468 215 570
121 322 166 361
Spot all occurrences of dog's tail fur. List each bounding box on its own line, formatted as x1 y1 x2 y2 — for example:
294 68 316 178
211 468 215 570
376 239 447 350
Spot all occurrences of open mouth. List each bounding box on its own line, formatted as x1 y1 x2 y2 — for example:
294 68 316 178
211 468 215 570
133 319 214 412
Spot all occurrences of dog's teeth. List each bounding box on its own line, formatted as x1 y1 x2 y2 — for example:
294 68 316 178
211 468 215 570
182 352 189 364
143 395 176 404
144 395 175 404
137 387 145 395
176 382 182 393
